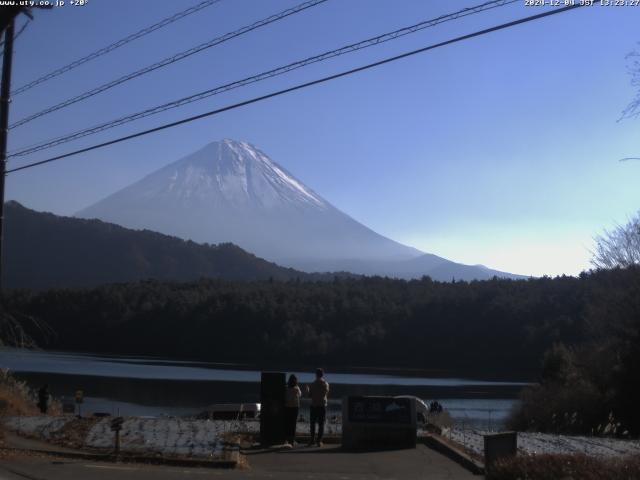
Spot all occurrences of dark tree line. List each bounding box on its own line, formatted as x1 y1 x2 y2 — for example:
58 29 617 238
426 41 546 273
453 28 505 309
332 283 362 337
1 269 632 377
3 266 639 433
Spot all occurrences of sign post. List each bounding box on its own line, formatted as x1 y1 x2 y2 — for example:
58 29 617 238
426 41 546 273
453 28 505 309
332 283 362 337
111 417 124 454
111 417 124 455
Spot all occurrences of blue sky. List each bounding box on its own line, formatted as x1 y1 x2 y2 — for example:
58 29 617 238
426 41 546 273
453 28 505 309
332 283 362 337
5 0 640 277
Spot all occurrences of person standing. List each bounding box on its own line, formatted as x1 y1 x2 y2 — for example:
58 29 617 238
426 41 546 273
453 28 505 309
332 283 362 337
307 368 329 447
284 374 301 446
37 385 49 414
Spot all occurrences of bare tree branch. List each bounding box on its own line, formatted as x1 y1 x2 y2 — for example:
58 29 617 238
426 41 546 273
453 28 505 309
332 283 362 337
592 212 640 269
0 303 53 348
620 44 640 121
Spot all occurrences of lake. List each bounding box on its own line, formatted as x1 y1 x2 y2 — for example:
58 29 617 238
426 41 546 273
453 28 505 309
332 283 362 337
0 348 527 429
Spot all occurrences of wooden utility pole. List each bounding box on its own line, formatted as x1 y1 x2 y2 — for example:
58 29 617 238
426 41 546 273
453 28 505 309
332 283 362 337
0 19 15 293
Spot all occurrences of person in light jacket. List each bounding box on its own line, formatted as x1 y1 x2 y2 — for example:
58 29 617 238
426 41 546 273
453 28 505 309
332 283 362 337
307 368 329 447
284 374 301 446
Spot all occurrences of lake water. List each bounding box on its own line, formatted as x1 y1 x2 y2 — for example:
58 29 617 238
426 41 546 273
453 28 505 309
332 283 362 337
0 348 527 429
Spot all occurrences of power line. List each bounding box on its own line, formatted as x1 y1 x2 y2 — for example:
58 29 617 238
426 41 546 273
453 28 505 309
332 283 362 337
10 0 222 96
9 0 518 158
9 0 329 130
0 19 30 64
0 19 30 49
6 3 584 175
13 19 30 40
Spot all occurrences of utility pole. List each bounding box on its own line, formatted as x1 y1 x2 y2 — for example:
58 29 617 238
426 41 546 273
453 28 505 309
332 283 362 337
0 19 14 293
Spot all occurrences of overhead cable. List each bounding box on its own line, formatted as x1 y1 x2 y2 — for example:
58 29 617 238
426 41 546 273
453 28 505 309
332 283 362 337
9 0 329 129
11 0 223 96
6 4 584 175
9 0 517 157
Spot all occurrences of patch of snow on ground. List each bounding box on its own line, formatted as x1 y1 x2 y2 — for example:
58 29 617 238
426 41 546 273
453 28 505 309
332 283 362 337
4 416 72 439
448 429 640 458
85 417 226 458
5 415 339 458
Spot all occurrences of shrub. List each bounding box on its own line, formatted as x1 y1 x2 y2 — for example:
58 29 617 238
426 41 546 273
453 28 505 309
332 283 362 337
506 343 621 435
0 368 38 417
506 380 608 434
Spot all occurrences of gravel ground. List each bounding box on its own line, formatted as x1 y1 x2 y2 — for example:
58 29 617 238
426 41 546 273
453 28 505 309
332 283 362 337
230 419 342 436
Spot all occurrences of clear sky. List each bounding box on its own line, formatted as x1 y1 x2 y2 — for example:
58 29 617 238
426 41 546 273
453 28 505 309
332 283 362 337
4 0 639 277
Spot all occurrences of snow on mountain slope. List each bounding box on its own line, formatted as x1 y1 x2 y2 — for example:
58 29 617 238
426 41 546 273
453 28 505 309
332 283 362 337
121 140 326 210
77 139 524 280
77 139 422 265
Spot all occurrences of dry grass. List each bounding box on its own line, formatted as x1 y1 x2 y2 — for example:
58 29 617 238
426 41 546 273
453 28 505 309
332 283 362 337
488 453 640 480
0 368 63 446
0 369 39 418
0 368 38 446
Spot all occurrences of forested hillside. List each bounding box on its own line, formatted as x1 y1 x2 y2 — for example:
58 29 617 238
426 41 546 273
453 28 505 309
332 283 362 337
6 267 638 380
2 201 329 289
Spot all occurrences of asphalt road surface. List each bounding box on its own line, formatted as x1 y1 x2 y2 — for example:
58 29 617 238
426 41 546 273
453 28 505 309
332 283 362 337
0 444 478 480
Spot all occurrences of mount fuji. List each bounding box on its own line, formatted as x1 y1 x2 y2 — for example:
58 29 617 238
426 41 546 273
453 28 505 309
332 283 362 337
77 139 522 280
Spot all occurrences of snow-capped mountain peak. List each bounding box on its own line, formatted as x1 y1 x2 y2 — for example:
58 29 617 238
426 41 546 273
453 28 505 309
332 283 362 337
157 139 326 210
77 139 421 263
76 139 525 280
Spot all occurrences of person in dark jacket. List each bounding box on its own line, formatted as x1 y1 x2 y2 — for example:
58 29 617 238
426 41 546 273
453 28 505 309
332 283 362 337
307 368 329 447
37 385 49 414
284 374 301 446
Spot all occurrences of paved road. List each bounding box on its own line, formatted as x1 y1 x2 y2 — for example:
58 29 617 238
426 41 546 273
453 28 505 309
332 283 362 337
0 444 478 480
